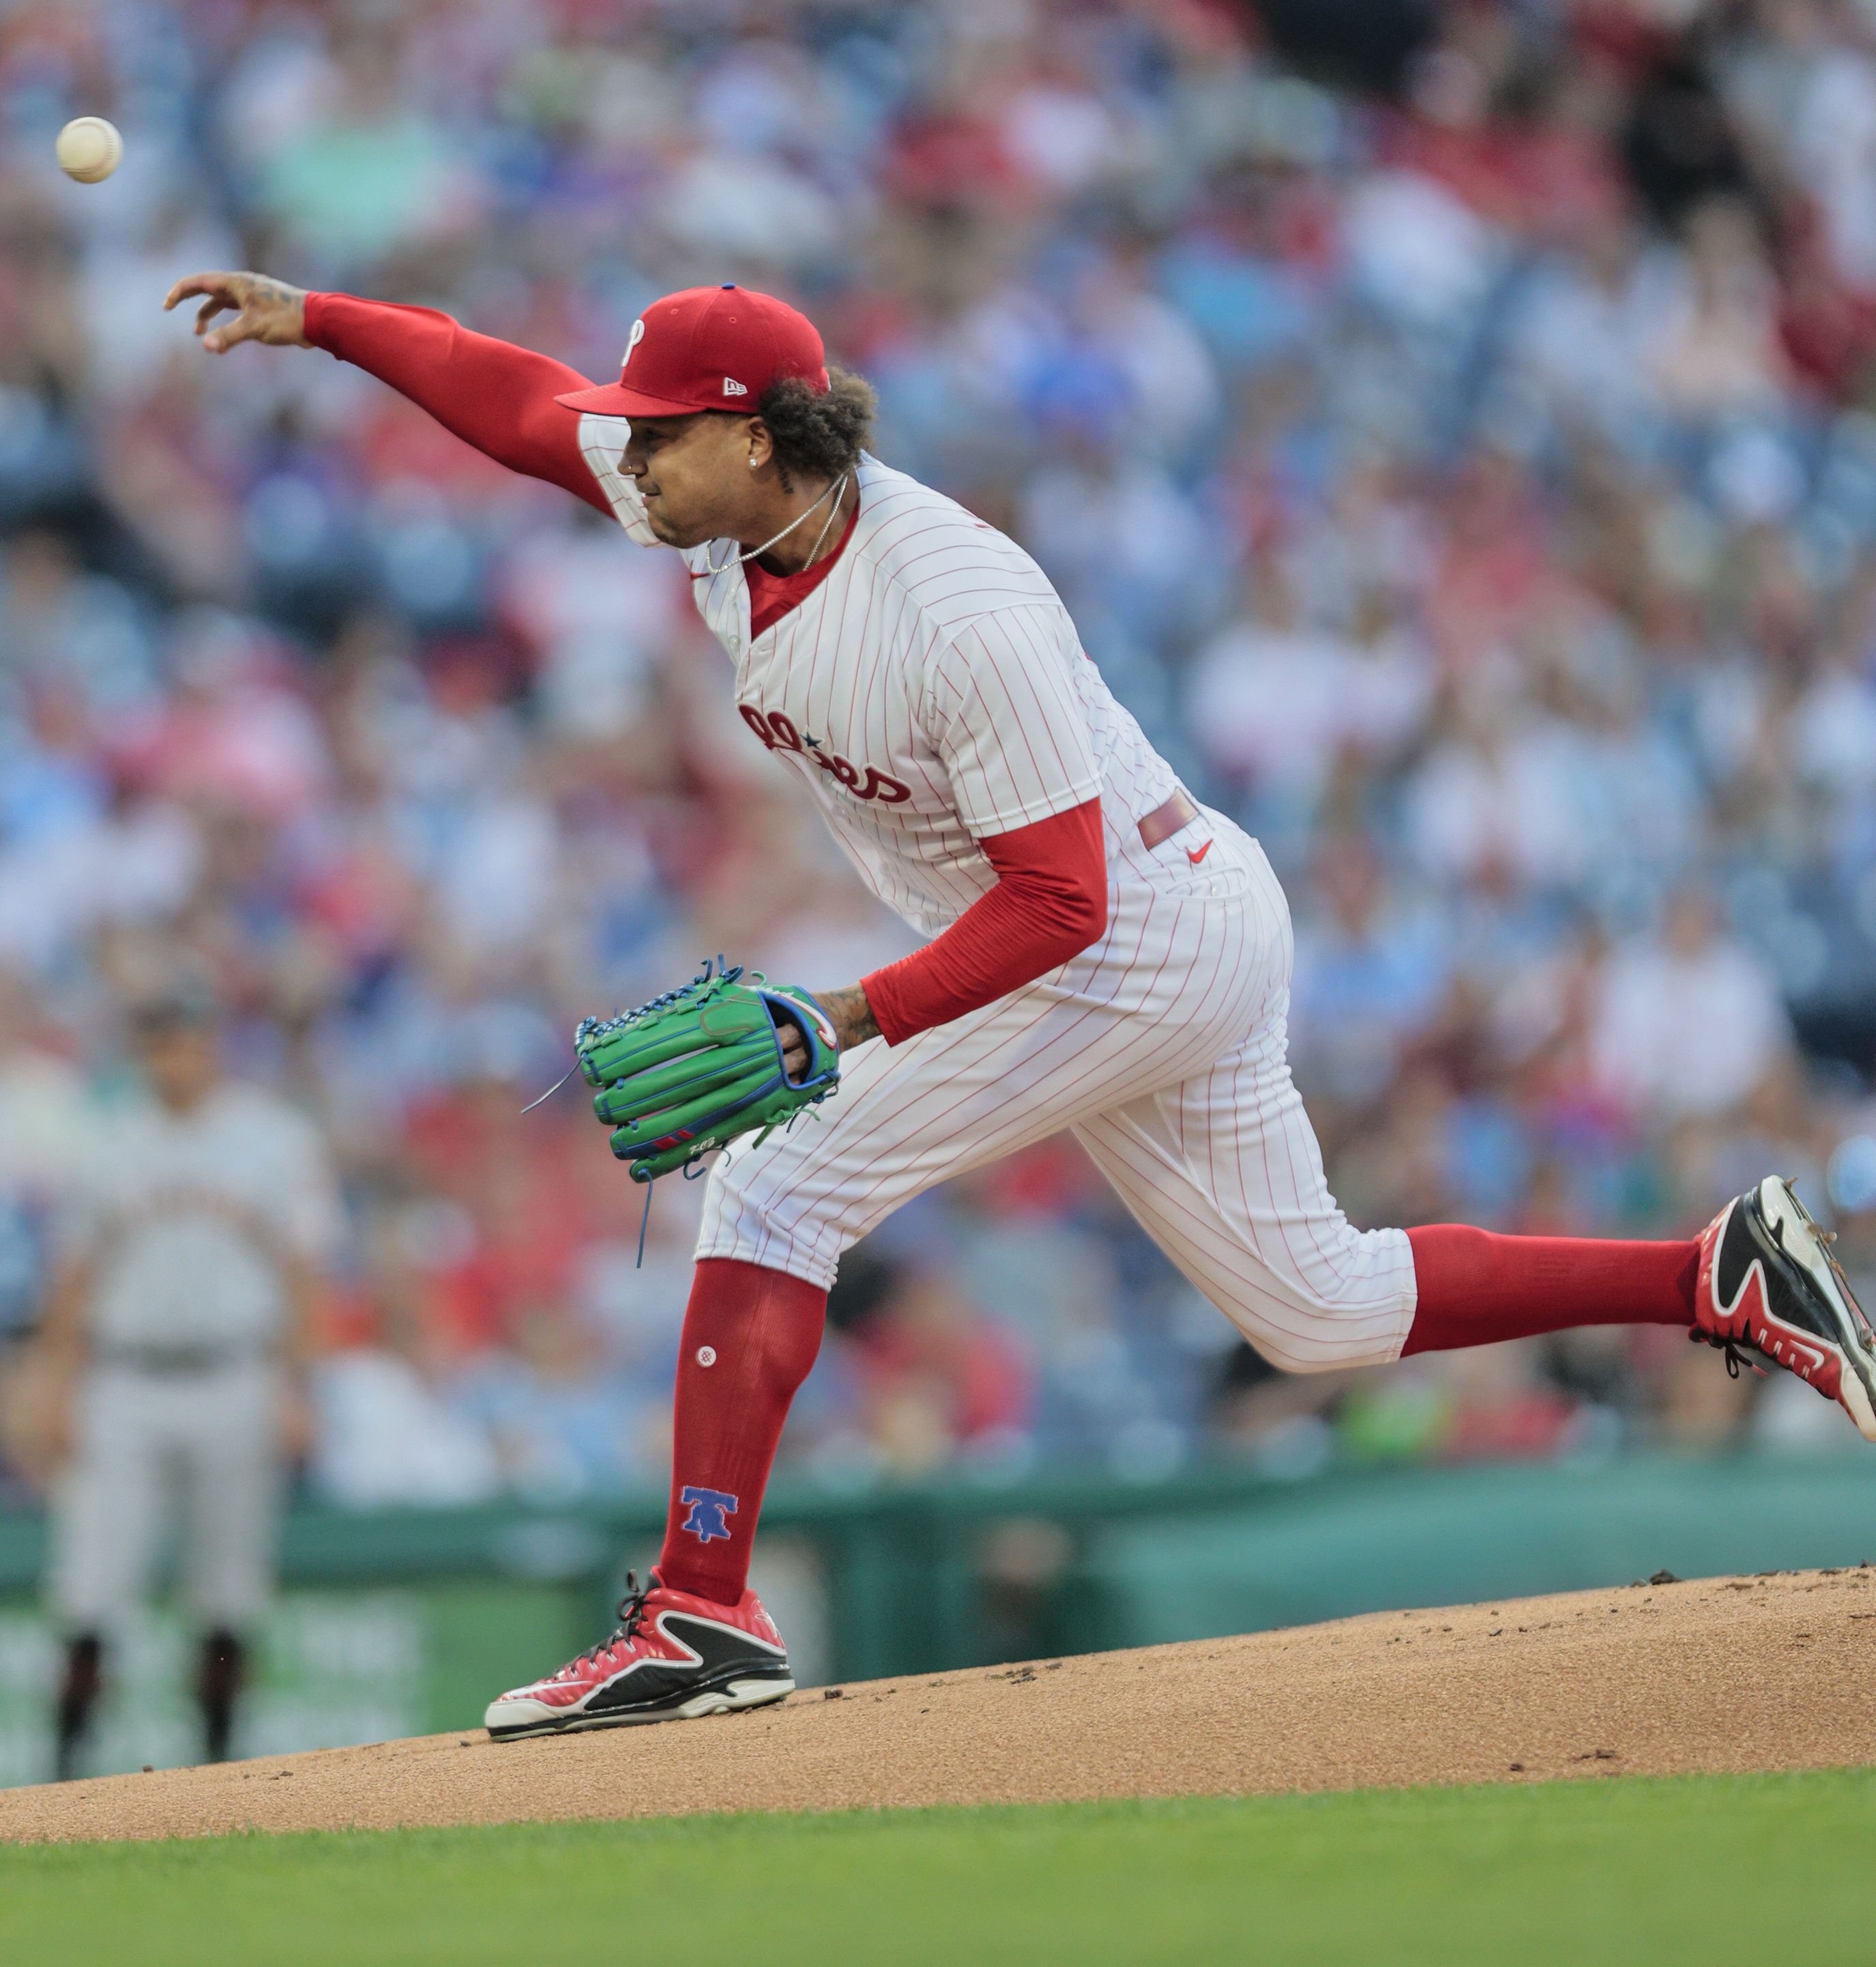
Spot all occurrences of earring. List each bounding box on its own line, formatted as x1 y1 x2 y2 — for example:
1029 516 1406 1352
748 455 758 469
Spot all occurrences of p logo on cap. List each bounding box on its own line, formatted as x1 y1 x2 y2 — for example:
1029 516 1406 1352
555 284 830 421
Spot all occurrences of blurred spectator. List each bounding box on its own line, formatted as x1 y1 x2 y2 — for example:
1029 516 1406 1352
853 1267 1034 1477
1591 888 1793 1121
310 1292 501 1511
1644 197 1792 418
1187 568 1431 832
1291 836 1452 1105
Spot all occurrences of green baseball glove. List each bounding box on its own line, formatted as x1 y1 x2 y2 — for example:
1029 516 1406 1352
575 958 840 1183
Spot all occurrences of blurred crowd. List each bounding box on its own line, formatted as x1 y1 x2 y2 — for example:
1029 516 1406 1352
1 0 1876 1511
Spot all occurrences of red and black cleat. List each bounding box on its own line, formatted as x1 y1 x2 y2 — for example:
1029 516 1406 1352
484 1570 793 1741
1692 1176 1876 1440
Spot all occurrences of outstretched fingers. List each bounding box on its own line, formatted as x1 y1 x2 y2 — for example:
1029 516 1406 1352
164 271 232 313
201 301 250 351
163 273 246 351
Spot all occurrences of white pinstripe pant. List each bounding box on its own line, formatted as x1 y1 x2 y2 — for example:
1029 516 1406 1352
697 816 1418 1372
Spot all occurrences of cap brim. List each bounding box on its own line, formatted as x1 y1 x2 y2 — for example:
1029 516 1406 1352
555 381 716 418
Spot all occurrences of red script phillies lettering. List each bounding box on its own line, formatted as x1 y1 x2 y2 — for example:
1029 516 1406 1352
739 707 912 803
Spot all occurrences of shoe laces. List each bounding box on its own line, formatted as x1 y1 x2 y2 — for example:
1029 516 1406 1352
563 1570 656 1676
1688 1326 1767 1379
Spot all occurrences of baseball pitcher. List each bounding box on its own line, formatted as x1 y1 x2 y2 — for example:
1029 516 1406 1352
165 269 1876 1739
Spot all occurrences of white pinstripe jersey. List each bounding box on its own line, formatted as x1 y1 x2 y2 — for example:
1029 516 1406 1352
578 430 1178 938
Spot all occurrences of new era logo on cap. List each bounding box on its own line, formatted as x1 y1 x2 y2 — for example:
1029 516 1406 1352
554 284 830 421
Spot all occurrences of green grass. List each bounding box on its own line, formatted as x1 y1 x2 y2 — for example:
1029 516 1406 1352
3 1769 1871 1966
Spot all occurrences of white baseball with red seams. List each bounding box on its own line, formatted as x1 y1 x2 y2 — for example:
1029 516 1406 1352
578 432 1418 1370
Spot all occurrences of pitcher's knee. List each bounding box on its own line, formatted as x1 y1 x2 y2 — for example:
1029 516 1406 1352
695 1164 845 1291
1202 1226 1417 1374
1219 1308 1411 1376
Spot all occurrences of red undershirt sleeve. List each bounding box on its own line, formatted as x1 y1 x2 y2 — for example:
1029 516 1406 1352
303 292 608 513
860 798 1109 1046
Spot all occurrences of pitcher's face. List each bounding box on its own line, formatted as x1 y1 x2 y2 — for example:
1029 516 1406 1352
623 413 765 548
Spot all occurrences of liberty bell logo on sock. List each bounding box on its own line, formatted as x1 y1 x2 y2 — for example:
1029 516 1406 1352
679 1485 739 1543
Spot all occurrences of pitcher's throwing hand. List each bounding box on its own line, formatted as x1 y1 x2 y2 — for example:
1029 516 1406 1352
164 271 311 354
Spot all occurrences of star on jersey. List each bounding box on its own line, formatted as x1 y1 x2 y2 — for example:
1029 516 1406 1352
738 707 911 803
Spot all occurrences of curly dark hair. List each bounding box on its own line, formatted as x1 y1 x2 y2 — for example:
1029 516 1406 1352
754 365 877 491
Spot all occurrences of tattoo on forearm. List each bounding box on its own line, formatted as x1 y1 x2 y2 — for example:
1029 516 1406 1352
821 984 881 1050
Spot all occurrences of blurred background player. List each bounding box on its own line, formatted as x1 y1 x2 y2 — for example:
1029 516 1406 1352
33 973 340 1778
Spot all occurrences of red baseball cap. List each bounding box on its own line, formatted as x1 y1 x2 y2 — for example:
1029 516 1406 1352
556 284 829 419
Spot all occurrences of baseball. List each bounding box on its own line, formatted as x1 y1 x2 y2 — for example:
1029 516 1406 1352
55 117 122 184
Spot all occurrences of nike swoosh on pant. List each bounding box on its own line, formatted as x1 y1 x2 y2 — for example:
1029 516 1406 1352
1186 840 1212 864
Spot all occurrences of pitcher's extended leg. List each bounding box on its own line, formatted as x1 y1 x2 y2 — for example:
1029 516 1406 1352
1401 1225 1696 1351
1076 1018 1703 1366
1074 979 1874 1436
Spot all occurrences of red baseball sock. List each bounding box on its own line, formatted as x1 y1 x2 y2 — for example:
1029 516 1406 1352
657 1257 826 1603
1401 1224 1699 1355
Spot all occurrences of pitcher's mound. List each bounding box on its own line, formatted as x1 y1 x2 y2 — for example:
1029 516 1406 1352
6 1567 1873 1844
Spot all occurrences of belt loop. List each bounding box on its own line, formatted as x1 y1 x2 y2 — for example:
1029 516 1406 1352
1137 788 1199 852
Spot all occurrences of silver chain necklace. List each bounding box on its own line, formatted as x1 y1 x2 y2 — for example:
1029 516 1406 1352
703 472 850 578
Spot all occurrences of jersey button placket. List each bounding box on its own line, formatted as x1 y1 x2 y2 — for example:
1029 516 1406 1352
731 583 752 667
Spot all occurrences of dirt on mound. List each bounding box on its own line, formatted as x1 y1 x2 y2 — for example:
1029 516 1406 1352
4 1567 1873 1844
